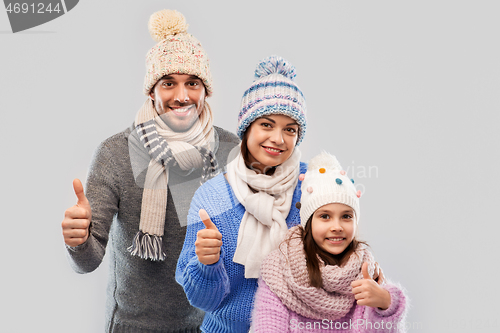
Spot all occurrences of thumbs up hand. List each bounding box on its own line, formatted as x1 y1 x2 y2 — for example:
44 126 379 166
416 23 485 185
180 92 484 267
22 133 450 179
351 262 391 310
195 209 223 265
62 179 92 247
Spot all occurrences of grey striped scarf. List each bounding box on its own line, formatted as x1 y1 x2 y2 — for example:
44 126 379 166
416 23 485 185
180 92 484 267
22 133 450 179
127 99 219 261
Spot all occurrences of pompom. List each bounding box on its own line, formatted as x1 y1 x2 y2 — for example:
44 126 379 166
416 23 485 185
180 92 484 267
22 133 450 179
148 9 188 42
299 173 305 181
307 151 342 172
254 55 296 81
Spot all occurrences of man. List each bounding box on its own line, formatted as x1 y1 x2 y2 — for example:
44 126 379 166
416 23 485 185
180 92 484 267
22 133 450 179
61 9 240 332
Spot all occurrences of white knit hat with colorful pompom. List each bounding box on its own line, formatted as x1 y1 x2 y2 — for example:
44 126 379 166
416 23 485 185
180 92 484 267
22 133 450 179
237 55 307 145
298 151 362 227
143 9 213 96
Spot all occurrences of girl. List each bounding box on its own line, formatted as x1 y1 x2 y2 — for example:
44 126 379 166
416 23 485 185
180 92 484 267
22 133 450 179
176 55 308 332
252 152 407 332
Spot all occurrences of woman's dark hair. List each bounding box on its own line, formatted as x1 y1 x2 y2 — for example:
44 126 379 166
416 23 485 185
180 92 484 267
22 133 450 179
300 214 368 288
240 128 277 175
240 130 251 166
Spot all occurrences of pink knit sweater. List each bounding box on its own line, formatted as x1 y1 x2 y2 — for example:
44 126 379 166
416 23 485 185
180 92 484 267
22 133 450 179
252 227 407 332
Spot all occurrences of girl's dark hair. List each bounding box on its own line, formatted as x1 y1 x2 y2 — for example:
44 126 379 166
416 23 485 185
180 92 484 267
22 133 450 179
301 215 368 288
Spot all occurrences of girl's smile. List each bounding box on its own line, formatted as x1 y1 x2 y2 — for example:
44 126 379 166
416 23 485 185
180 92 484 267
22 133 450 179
326 237 346 244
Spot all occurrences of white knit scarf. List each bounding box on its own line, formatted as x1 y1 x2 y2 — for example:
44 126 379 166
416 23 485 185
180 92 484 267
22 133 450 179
261 226 376 320
226 145 301 278
127 99 217 261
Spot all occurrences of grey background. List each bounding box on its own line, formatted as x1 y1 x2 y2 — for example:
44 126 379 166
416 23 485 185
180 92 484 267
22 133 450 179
1 0 499 332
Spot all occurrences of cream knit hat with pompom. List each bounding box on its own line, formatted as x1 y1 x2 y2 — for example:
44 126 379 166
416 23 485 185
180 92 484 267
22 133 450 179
299 151 362 227
143 9 213 96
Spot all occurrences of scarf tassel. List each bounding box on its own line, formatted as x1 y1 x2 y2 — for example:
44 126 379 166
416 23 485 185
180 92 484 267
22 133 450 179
127 231 166 261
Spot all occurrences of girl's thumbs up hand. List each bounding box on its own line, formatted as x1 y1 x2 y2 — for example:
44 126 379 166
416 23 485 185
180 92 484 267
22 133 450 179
373 262 385 285
195 209 223 265
351 262 391 310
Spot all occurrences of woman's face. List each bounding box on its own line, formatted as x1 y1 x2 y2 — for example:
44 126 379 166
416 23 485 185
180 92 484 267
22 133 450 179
311 203 357 255
245 114 299 173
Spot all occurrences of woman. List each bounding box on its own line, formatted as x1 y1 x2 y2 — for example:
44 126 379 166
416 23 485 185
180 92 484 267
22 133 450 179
176 55 308 333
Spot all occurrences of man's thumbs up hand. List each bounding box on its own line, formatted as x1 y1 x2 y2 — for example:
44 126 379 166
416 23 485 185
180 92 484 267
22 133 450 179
195 209 222 265
62 179 92 247
73 178 90 209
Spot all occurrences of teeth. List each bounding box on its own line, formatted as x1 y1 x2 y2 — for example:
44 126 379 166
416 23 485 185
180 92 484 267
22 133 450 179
266 147 282 152
172 106 192 113
329 238 344 241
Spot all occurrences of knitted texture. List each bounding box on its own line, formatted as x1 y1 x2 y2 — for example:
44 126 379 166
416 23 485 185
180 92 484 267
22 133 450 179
227 147 302 278
176 162 307 333
127 99 218 261
143 9 212 96
253 278 408 332
65 125 240 333
300 152 360 226
237 55 307 145
260 227 376 321
253 228 408 332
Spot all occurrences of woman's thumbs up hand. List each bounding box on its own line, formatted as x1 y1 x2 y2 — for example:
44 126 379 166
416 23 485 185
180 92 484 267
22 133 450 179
195 209 223 265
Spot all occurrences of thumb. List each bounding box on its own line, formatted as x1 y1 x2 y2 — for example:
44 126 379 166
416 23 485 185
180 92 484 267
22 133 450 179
362 262 370 279
199 209 217 230
377 267 385 285
73 179 89 206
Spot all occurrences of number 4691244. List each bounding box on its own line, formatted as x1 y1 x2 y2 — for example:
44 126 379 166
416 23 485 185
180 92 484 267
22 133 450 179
6 3 62 14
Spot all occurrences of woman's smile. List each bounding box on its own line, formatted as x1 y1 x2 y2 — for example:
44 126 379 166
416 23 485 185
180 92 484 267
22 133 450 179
262 145 285 156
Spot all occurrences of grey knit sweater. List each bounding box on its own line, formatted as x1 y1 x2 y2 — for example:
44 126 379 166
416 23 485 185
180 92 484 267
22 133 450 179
66 125 240 333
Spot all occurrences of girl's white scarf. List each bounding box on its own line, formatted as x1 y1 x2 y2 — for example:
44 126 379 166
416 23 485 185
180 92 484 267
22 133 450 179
261 226 376 320
226 145 301 278
128 99 217 261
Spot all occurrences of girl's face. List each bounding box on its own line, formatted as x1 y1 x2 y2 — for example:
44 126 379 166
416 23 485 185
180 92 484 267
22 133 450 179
311 203 357 255
245 114 299 173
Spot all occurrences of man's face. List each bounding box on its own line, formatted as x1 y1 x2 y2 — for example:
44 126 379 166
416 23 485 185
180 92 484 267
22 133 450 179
149 74 206 132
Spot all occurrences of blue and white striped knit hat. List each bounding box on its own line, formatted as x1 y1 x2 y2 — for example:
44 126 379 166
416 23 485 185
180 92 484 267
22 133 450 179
237 55 307 145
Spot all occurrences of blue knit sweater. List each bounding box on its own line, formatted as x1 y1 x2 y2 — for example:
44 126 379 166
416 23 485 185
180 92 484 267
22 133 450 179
176 162 307 333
